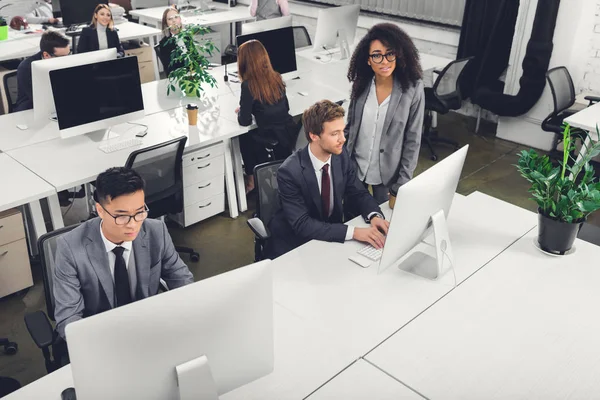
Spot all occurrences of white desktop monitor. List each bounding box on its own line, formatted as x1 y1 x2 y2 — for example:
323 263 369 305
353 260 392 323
49 56 145 139
377 145 469 278
66 260 274 400
313 5 360 51
241 15 292 35
32 48 117 123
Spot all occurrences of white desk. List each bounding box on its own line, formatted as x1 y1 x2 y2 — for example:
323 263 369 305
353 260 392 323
563 101 600 170
366 230 600 400
0 154 63 241
130 2 254 30
306 359 424 400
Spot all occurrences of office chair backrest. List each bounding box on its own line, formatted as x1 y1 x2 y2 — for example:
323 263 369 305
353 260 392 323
292 26 312 49
153 44 162 67
38 224 81 321
125 136 187 218
3 71 18 114
254 160 284 226
546 66 575 114
433 57 473 110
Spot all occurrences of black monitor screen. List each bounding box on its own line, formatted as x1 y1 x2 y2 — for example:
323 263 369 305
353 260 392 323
236 27 297 75
61 0 107 26
50 56 144 131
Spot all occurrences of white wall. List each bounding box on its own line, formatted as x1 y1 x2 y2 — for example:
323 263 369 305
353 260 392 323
579 0 600 94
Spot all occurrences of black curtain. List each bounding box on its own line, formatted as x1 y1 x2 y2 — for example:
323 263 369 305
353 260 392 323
457 0 520 100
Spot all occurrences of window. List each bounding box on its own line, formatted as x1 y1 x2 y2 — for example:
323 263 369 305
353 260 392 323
298 0 466 27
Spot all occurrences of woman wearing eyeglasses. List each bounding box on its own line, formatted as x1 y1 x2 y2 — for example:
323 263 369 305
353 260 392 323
77 4 124 57
344 23 424 204
158 7 184 76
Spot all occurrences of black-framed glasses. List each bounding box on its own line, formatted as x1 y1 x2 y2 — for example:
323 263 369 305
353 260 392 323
100 203 149 225
369 52 397 64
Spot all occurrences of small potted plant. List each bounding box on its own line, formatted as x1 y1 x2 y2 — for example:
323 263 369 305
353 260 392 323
516 123 600 255
0 17 8 41
166 24 218 98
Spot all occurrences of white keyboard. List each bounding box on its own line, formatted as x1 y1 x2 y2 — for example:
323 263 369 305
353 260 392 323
357 245 382 261
99 138 143 154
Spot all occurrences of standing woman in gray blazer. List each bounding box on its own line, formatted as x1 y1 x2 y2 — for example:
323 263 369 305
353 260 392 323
344 23 424 204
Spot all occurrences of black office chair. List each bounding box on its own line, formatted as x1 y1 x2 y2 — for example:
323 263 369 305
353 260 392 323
543 67 598 157
247 160 284 261
423 57 473 161
24 224 80 374
125 136 200 262
3 71 18 114
292 26 312 49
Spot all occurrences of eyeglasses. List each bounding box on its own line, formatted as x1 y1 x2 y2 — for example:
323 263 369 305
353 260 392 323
49 49 72 57
369 52 397 64
167 15 181 21
100 203 149 225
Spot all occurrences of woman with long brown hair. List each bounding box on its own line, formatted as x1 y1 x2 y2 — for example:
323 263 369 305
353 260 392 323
236 39 298 193
158 7 184 76
77 4 124 57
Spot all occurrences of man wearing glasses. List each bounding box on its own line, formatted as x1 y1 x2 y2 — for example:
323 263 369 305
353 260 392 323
53 167 194 340
14 31 71 112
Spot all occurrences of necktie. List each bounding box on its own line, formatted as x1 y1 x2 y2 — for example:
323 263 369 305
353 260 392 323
112 246 132 307
321 164 331 218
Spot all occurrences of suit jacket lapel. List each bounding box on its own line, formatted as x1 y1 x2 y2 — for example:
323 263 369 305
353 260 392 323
300 147 323 218
347 86 369 153
381 78 404 138
84 220 114 308
331 154 344 218
92 30 100 51
132 222 150 299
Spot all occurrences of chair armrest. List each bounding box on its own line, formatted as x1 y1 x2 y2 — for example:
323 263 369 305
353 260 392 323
24 311 55 349
247 218 271 240
585 95 600 106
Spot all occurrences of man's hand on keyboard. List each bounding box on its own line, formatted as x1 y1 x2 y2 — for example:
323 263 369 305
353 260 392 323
370 216 389 235
353 226 386 249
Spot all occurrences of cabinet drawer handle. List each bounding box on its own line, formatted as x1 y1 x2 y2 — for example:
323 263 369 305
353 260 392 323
197 153 211 159
197 163 211 169
198 182 212 189
0 251 7 257
198 202 212 208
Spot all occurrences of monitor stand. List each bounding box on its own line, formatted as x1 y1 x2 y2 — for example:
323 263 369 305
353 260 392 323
395 209 455 281
176 355 219 400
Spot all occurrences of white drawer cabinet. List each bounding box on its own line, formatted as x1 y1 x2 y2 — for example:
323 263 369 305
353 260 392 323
172 142 226 227
0 209 33 298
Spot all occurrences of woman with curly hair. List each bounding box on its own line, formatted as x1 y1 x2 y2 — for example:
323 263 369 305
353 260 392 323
344 23 425 204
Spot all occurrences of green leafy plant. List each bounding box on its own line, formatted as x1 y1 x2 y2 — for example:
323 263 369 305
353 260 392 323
166 24 218 98
516 124 600 223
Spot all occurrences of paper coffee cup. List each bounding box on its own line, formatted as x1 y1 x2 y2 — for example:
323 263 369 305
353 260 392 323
186 103 198 126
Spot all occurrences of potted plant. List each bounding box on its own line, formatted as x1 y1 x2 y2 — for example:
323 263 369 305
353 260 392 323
166 24 218 98
0 16 8 41
516 123 600 255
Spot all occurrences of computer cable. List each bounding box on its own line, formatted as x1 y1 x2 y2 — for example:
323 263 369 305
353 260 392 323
126 122 149 136
441 245 457 288
319 45 333 63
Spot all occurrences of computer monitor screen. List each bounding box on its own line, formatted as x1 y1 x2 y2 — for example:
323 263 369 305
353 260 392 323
60 0 107 26
50 56 144 138
377 145 469 276
32 48 117 122
241 15 292 35
313 5 360 51
236 26 297 77
66 260 274 399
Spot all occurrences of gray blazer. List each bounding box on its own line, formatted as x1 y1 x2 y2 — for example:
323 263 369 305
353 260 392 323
53 218 194 339
344 77 425 193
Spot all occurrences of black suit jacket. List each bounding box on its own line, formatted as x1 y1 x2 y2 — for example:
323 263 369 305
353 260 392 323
158 35 184 76
77 26 124 56
14 51 43 112
265 146 382 259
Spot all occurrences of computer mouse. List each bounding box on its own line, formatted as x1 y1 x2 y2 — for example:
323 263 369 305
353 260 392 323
61 387 77 400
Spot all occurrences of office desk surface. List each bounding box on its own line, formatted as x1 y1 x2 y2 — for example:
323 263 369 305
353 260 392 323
564 101 600 132
366 230 600 400
271 192 537 357
6 108 245 191
0 154 55 212
130 2 253 27
306 359 423 400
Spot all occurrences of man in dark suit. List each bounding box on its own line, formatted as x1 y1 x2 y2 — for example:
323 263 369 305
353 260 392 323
14 31 70 112
53 167 194 339
265 100 390 259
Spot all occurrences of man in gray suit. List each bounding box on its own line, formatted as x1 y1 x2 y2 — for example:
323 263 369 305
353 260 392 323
53 167 194 339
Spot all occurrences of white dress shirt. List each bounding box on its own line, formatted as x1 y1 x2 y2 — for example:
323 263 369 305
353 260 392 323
354 79 391 185
99 222 137 299
307 145 355 241
25 1 54 24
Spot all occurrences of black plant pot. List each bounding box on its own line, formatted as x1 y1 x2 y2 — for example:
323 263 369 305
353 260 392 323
537 210 584 255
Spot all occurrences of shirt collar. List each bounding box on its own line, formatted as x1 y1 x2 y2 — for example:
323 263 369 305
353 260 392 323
100 221 132 253
307 144 332 172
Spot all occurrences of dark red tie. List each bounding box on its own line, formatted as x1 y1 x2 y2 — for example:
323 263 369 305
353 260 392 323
321 164 331 218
